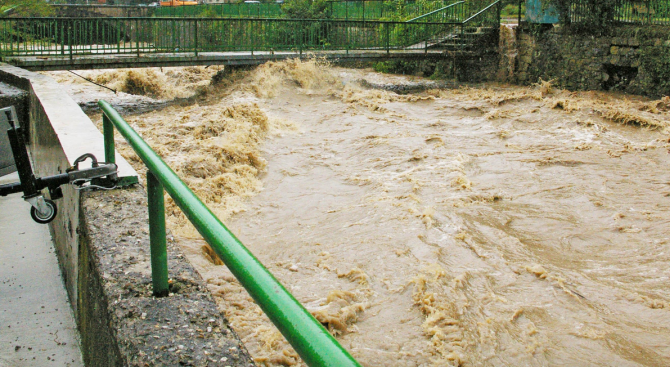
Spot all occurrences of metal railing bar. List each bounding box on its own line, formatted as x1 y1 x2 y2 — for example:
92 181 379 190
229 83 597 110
463 0 501 24
406 1 465 22
98 100 361 367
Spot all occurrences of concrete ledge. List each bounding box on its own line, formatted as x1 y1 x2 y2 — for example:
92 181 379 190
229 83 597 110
79 188 254 367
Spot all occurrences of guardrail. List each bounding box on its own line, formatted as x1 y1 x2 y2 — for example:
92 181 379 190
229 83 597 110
0 17 465 57
458 0 500 52
98 100 361 367
568 0 670 25
406 1 466 22
0 1 502 58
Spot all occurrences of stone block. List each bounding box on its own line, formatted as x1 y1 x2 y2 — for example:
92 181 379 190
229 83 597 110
610 46 619 55
610 55 621 64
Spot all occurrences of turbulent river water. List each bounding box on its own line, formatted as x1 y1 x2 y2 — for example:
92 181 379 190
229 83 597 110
49 62 670 367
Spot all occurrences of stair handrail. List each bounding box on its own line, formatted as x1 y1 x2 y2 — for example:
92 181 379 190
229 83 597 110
462 0 501 24
98 100 362 367
406 1 465 22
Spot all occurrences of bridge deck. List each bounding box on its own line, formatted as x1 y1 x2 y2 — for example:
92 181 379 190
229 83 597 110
3 49 449 71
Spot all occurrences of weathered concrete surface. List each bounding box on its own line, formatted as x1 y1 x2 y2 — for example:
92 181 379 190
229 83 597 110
78 187 255 367
0 173 84 367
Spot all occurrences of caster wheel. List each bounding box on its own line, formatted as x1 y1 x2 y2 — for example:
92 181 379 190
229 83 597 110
30 199 58 224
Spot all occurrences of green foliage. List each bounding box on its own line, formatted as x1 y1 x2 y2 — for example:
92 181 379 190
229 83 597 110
282 0 330 19
0 0 52 17
501 3 524 17
548 0 617 29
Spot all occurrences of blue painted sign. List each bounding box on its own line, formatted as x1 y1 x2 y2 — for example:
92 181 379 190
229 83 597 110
526 0 559 23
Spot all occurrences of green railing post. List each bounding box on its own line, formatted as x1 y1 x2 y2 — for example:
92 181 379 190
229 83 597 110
68 20 73 61
386 22 390 54
424 22 428 53
361 0 365 20
147 171 169 298
103 113 115 164
194 19 199 56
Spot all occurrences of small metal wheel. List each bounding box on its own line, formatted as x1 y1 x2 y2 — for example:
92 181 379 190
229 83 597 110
30 199 58 224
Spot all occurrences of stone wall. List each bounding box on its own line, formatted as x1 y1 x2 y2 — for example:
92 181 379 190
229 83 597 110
515 24 670 97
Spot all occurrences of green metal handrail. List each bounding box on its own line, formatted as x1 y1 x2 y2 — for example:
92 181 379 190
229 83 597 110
462 0 500 24
98 100 361 367
406 1 465 22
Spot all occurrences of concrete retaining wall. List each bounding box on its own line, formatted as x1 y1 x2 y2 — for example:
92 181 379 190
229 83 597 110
0 64 255 367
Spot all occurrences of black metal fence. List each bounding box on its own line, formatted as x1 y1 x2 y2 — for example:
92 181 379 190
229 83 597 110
568 0 670 25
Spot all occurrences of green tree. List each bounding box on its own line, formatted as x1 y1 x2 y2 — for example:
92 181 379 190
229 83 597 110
0 0 53 17
547 0 617 29
282 0 330 19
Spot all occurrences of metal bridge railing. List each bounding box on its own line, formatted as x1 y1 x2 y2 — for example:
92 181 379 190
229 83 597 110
406 1 467 22
0 17 467 57
98 100 362 367
568 0 670 25
458 0 501 51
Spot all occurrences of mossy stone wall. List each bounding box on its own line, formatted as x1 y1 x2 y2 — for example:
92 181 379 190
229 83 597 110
516 24 670 97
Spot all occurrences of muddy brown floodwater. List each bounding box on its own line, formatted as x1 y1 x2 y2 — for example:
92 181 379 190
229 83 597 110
49 61 670 367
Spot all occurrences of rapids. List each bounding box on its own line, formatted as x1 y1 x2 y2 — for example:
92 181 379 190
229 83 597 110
48 61 670 367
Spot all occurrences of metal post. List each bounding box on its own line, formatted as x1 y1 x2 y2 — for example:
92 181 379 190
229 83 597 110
147 171 169 298
103 114 115 164
117 19 121 53
518 0 522 25
194 19 199 57
69 20 73 60
424 22 428 53
60 20 65 56
136 19 140 57
386 22 389 54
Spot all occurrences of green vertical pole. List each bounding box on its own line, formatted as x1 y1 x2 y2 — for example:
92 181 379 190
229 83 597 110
103 114 115 164
386 22 389 54
195 19 198 56
424 22 428 53
69 20 73 60
147 171 169 298
136 19 140 57
117 19 121 53
60 20 65 55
